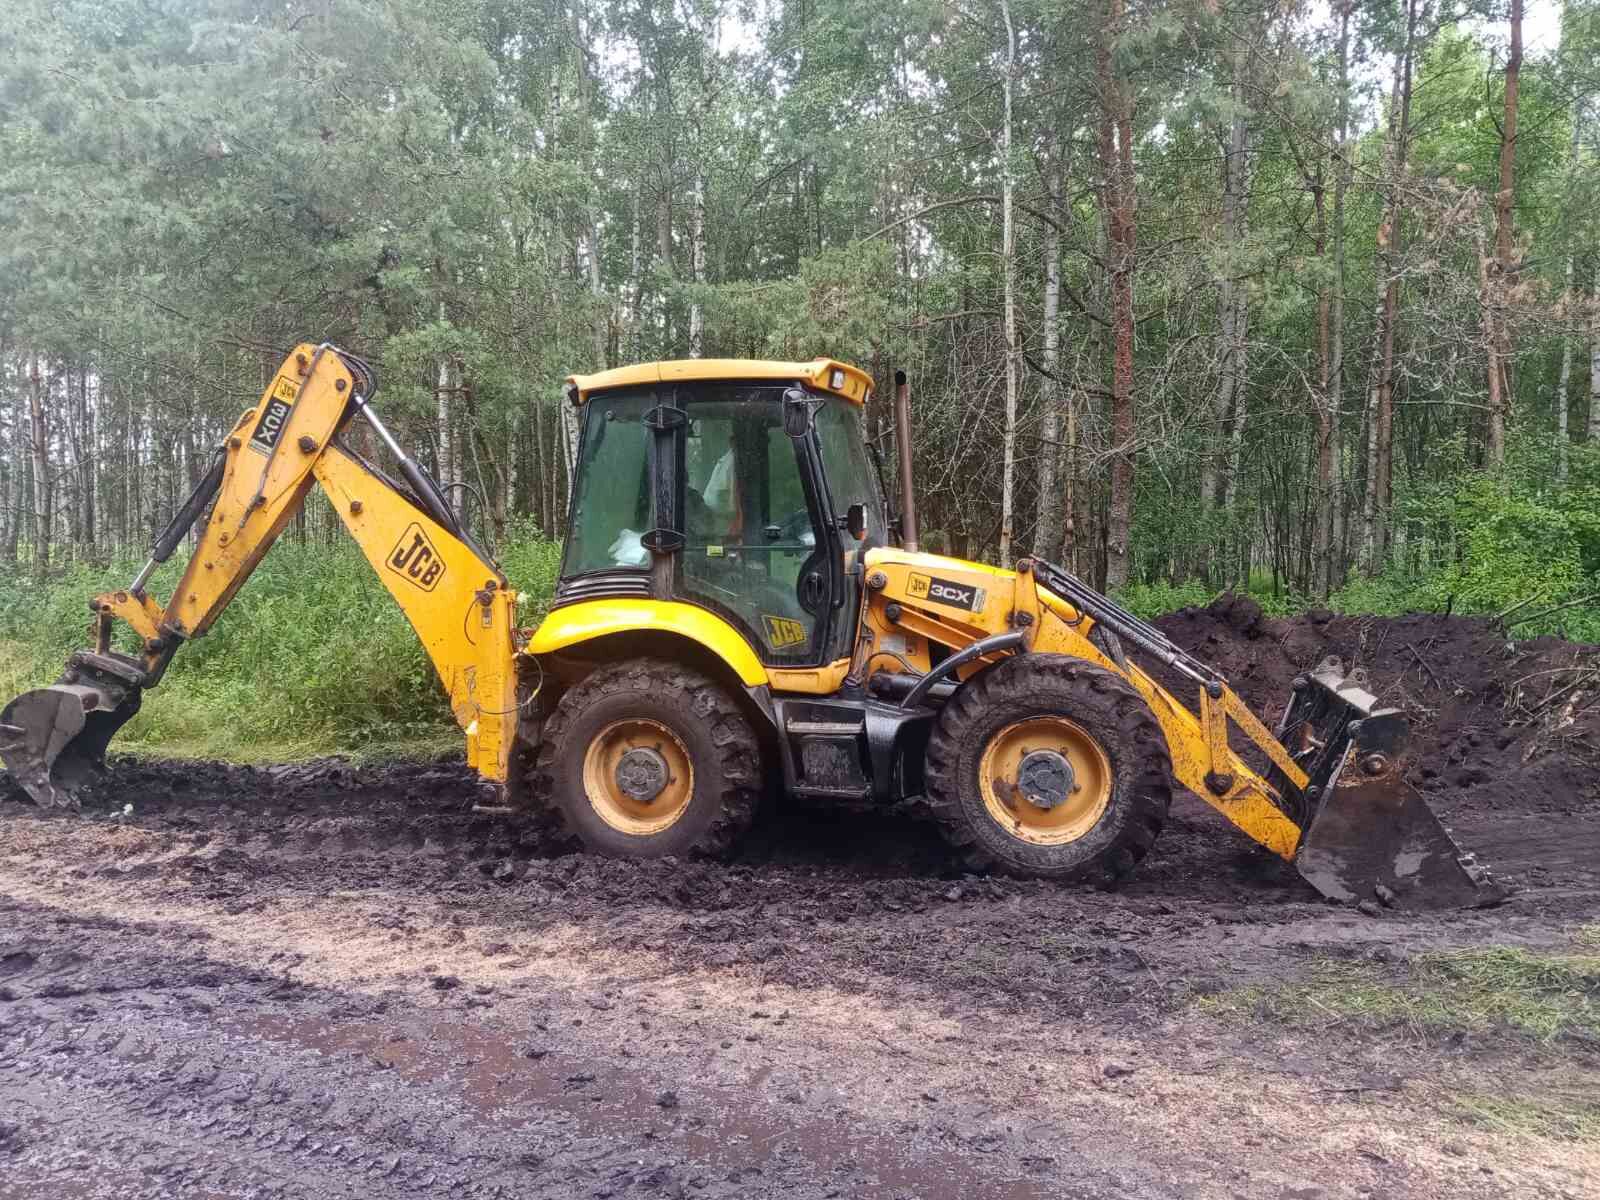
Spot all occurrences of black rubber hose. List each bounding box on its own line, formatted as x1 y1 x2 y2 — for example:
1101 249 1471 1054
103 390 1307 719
901 631 1025 709
396 455 463 538
149 449 226 564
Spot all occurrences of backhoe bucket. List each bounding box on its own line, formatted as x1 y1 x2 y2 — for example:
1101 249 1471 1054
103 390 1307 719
0 652 144 809
1270 658 1505 910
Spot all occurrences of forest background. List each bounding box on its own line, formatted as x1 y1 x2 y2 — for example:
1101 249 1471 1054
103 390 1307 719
3 0 1599 757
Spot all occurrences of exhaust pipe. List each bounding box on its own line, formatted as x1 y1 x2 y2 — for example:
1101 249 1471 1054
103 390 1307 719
892 370 919 552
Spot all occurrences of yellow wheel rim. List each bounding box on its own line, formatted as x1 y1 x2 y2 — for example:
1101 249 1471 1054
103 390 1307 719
978 717 1113 846
582 718 695 836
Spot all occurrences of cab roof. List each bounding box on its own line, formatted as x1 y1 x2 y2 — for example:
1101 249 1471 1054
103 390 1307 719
565 358 872 406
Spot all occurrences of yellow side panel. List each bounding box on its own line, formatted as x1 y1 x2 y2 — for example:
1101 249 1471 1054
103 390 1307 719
860 548 1020 641
767 658 851 696
529 600 767 687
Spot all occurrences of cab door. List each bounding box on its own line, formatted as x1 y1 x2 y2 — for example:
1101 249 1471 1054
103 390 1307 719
675 384 838 666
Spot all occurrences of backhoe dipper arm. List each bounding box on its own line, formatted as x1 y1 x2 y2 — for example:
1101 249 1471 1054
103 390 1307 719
15 343 522 804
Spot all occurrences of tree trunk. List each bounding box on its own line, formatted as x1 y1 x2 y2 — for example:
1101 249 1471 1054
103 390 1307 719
28 354 50 577
656 177 673 350
1207 55 1250 515
1036 151 1068 560
1486 0 1522 466
997 0 1019 567
1220 124 1252 516
81 364 95 554
1591 256 1600 443
1477 224 1504 467
436 352 455 513
1362 0 1414 573
1556 249 1574 484
62 365 83 556
567 0 609 368
1311 152 1333 595
532 392 550 537
626 183 644 361
1555 98 1583 482
1327 3 1351 596
5 355 20 565
688 168 707 356
1098 0 1136 590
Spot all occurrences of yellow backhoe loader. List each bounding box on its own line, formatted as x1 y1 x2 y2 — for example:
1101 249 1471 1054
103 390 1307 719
0 343 1500 908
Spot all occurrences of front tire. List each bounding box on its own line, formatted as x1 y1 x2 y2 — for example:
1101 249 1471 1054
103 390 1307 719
925 655 1171 881
535 659 759 859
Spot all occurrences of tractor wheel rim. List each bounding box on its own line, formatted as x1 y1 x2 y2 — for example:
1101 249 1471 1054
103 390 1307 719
979 716 1113 845
583 718 694 836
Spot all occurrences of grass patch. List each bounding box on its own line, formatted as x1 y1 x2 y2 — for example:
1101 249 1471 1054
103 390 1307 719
1201 946 1600 1044
1450 1093 1600 1143
0 530 562 762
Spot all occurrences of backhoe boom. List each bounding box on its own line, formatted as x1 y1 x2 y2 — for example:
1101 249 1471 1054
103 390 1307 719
0 344 523 805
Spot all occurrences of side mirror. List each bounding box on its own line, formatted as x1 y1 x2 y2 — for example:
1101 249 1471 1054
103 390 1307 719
783 387 813 438
846 502 867 541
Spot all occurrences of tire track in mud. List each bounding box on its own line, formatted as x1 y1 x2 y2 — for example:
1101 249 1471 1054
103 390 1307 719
4 876 1586 1200
5 754 1597 1014
0 889 1174 1200
5 772 1600 1199
0 904 1073 1199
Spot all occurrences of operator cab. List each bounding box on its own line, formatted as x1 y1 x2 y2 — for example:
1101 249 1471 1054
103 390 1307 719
558 359 887 668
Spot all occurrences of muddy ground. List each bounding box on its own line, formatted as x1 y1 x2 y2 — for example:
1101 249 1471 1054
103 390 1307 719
1 601 1598 1199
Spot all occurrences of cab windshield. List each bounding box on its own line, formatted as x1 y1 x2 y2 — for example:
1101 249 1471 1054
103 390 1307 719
814 398 887 544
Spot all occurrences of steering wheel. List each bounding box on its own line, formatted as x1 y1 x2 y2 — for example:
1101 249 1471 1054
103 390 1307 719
767 508 815 546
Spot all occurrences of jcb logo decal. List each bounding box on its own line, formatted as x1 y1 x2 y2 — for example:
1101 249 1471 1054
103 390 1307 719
907 572 985 613
763 614 808 649
388 523 446 592
247 378 299 456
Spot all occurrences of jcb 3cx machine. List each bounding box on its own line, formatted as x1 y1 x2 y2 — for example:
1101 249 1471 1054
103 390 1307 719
0 343 1500 908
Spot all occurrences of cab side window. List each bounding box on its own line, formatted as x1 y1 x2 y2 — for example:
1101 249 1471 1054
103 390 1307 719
562 391 653 575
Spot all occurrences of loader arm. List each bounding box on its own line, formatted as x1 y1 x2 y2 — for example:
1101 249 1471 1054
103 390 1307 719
0 344 522 805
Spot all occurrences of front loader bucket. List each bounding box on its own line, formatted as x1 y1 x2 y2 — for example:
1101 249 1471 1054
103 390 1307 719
1269 658 1505 911
0 652 144 809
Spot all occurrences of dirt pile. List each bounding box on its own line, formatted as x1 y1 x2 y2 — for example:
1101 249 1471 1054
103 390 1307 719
1154 596 1600 818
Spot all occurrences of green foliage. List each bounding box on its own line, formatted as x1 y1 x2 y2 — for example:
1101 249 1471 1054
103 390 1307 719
1333 461 1600 641
1116 579 1215 619
0 534 563 761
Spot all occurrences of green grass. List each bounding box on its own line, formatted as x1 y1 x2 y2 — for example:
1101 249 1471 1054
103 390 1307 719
1449 1094 1600 1143
1201 946 1600 1044
0 531 562 763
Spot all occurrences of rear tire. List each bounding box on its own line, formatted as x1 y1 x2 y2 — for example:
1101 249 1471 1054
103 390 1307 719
535 659 759 859
925 655 1171 881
